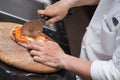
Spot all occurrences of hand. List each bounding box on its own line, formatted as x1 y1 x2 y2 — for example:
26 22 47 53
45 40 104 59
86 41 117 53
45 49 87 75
27 41 67 68
37 0 72 24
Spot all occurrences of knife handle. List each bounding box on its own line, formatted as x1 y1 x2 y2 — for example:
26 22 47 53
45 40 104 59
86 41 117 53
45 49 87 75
39 14 52 21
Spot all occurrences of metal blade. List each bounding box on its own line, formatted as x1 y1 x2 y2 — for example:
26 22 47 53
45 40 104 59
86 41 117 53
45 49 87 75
39 14 56 31
20 14 56 38
20 20 43 38
37 18 56 32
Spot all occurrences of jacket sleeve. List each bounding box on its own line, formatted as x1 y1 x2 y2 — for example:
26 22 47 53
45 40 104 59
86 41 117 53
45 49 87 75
90 44 120 80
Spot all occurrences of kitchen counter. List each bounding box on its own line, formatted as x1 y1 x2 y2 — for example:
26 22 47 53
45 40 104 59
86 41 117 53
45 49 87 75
0 61 76 80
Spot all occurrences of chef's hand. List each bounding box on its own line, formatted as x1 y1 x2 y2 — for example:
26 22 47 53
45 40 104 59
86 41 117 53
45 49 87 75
37 0 73 24
27 41 67 68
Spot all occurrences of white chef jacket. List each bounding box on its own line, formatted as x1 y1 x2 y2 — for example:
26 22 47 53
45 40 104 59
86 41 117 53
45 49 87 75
77 0 120 80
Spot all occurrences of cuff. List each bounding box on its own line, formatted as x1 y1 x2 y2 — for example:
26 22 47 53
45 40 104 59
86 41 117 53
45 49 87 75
91 60 109 80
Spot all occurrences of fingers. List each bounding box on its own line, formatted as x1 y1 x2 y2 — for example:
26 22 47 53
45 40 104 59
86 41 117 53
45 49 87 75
33 55 59 68
29 41 43 46
47 40 58 46
29 50 41 56
37 10 45 15
37 10 59 24
30 50 47 64
29 50 45 64
27 41 43 51
37 0 70 25
37 9 52 18
26 40 64 68
33 56 45 63
46 16 62 24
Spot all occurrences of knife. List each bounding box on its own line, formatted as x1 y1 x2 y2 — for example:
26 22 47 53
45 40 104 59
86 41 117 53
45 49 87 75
20 14 51 38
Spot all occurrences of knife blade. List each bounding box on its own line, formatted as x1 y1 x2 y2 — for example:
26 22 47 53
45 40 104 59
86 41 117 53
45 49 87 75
20 14 51 38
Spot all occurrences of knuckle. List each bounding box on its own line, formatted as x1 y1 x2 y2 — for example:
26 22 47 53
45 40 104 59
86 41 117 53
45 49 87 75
55 16 61 21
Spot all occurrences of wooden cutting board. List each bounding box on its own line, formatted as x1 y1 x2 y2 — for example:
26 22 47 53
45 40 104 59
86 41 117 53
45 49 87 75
0 22 58 73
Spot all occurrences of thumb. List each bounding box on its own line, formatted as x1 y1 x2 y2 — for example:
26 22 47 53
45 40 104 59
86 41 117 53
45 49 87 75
37 10 46 15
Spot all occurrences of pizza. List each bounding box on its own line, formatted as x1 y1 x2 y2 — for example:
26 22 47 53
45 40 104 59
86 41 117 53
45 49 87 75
10 25 51 47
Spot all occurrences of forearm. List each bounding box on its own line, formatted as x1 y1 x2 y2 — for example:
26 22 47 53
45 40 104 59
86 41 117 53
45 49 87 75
60 0 100 8
73 0 100 7
61 54 92 80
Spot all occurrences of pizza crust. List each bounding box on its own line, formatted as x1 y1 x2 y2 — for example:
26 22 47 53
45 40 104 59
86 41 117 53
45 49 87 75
10 27 28 48
10 26 52 48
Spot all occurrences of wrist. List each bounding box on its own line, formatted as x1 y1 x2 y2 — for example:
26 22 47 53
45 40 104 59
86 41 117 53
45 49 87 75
59 54 68 69
59 54 73 70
